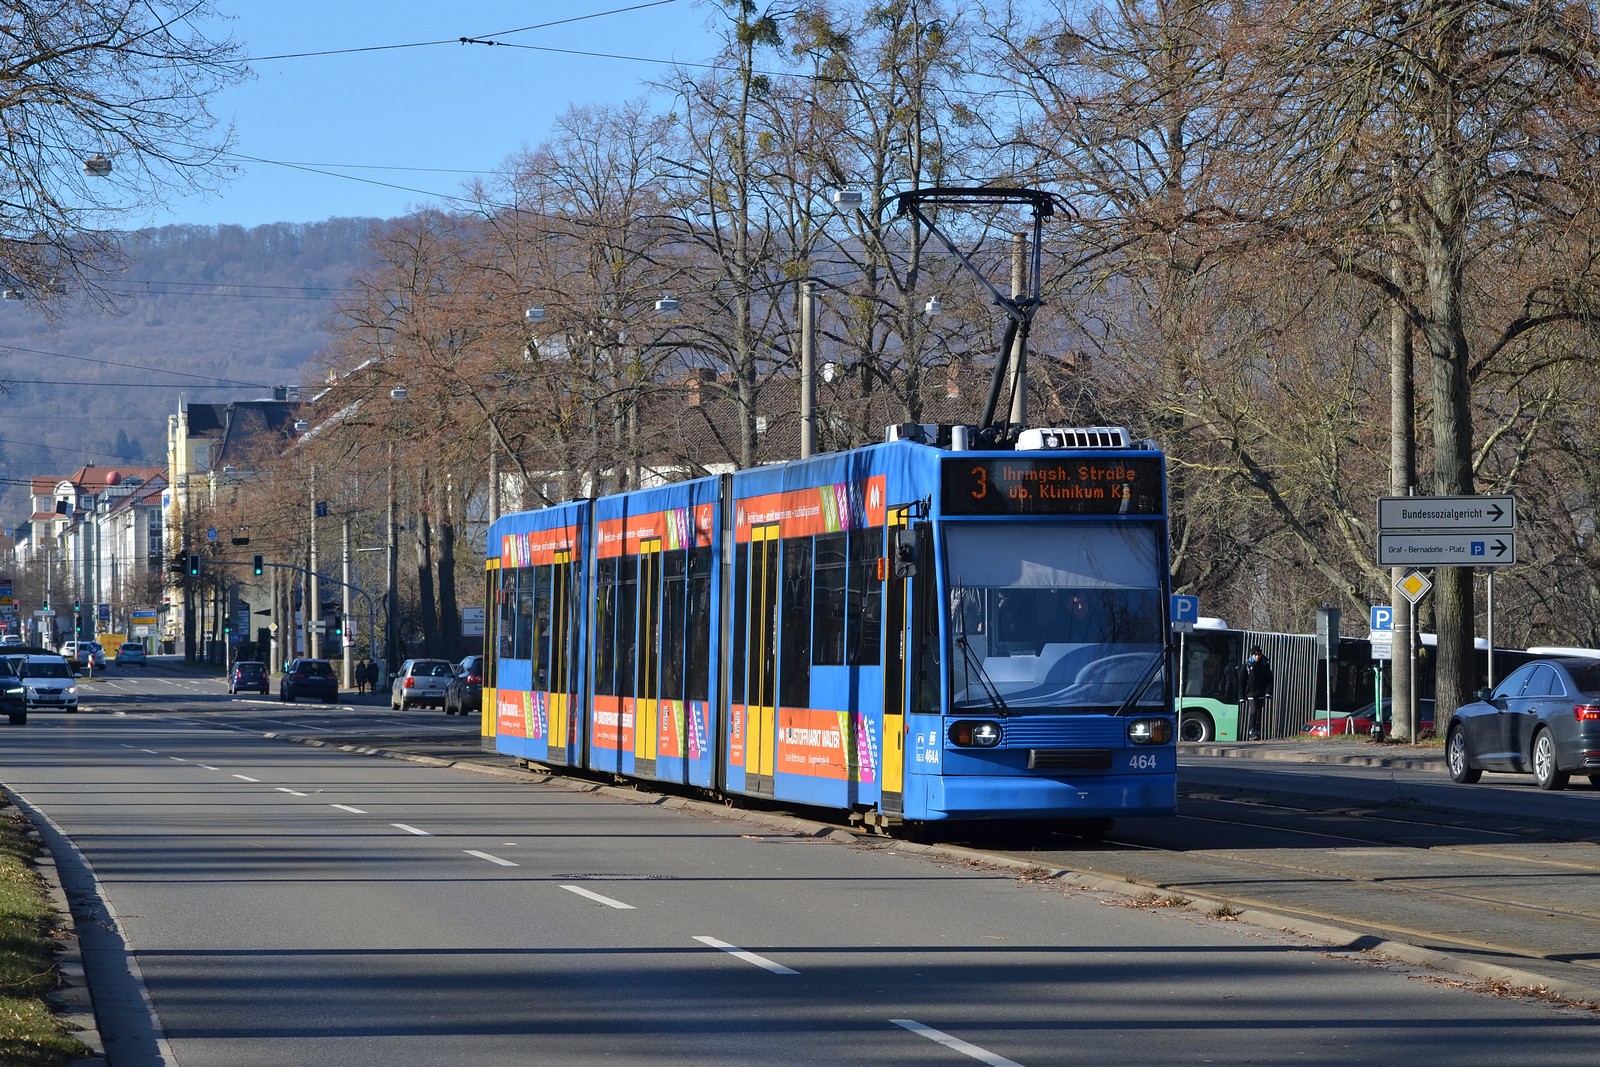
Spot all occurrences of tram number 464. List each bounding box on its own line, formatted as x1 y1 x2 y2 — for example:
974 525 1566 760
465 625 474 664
1127 753 1162 770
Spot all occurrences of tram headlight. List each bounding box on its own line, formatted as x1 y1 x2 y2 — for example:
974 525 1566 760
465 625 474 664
1127 717 1172 745
949 720 1002 748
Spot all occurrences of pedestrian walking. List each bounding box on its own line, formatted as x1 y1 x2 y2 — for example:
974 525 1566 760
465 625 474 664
357 659 371 693
1242 645 1273 741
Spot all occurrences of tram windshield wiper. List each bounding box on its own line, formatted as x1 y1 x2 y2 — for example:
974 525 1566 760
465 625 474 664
957 634 1009 716
1113 652 1166 717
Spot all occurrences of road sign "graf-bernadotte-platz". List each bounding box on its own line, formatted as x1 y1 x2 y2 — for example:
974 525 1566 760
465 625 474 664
1376 495 1516 568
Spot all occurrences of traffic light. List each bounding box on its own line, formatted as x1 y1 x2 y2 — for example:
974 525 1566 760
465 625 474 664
188 554 200 576
333 617 344 639
253 554 264 576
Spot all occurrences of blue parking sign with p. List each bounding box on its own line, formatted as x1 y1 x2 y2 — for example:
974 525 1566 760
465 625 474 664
1171 594 1200 629
1370 605 1394 632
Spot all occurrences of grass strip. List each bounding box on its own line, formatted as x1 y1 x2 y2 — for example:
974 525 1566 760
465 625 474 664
0 799 93 1066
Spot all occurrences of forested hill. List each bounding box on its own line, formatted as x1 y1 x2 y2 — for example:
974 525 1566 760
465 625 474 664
0 218 381 517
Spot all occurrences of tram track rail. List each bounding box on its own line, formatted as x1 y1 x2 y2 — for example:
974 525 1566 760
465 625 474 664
970 783 1600 1002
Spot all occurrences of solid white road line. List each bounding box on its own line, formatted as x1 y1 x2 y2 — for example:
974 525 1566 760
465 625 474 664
464 850 519 867
391 823 432 836
890 1020 1025 1067
560 885 635 909
693 936 798 975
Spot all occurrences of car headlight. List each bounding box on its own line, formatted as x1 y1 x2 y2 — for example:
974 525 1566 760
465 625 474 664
1127 717 1173 745
948 720 1002 747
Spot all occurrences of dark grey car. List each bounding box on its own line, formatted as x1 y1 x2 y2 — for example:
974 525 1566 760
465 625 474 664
1446 655 1600 790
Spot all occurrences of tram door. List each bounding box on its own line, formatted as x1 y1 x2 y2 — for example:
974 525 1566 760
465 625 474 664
740 524 780 795
880 510 912 812
634 539 661 780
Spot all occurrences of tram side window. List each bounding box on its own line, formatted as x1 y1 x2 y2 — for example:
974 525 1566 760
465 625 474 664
485 568 500 687
910 527 940 714
531 564 553 688
780 537 813 707
661 550 687 700
847 527 883 666
594 559 618 697
513 567 535 660
497 568 515 661
813 532 847 667
686 545 712 702
617 555 640 699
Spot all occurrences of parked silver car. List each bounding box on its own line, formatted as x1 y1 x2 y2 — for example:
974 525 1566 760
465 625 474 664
390 657 454 710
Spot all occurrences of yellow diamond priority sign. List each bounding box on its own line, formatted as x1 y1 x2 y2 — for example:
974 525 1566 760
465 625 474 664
1397 570 1432 604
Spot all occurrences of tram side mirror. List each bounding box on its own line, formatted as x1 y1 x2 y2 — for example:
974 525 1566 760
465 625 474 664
891 528 918 578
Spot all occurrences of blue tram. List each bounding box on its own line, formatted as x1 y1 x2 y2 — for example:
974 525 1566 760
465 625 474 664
480 425 1177 828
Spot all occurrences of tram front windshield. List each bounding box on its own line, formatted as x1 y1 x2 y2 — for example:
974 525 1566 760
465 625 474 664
946 523 1165 714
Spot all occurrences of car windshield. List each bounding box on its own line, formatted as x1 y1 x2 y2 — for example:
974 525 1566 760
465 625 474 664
236 664 264 676
946 523 1166 714
25 661 71 679
297 662 335 677
417 662 452 677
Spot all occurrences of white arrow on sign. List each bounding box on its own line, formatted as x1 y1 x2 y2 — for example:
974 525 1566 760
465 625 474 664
1378 532 1515 568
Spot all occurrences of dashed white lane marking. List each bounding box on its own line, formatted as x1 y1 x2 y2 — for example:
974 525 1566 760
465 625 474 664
140 749 159 754
693 936 798 975
890 1020 1025 1067
392 823 432 836
561 885 635 910
465 850 518 867
197 764 219 771
331 804 366 814
275 787 309 797
169 756 188 762
232 774 260 783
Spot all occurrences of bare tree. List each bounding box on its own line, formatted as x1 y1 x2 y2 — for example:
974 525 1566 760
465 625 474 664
0 1 245 303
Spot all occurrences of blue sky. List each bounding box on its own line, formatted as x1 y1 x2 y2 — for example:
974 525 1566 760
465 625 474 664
151 0 723 228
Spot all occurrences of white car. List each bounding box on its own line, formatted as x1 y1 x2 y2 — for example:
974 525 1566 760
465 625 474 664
17 655 78 711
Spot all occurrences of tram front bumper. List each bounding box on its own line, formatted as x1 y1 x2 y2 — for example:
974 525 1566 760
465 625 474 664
910 769 1177 821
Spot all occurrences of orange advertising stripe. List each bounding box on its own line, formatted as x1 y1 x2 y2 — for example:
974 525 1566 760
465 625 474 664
500 525 581 568
775 706 851 781
734 475 887 543
596 504 717 559
593 694 622 750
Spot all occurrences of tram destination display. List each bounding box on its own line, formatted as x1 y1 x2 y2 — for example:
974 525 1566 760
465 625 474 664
941 455 1164 516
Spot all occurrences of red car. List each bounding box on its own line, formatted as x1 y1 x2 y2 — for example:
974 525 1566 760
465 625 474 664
1302 699 1435 737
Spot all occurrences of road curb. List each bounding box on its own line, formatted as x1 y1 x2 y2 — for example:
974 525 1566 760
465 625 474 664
7 794 108 1065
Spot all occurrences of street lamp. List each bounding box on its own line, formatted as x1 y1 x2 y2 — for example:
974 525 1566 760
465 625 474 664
383 387 409 684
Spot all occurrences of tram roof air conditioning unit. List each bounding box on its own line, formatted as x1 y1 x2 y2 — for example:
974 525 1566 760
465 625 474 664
886 422 943 445
1016 426 1132 451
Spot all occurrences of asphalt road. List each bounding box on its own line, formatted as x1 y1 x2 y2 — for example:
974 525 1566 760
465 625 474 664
1 660 1596 1066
